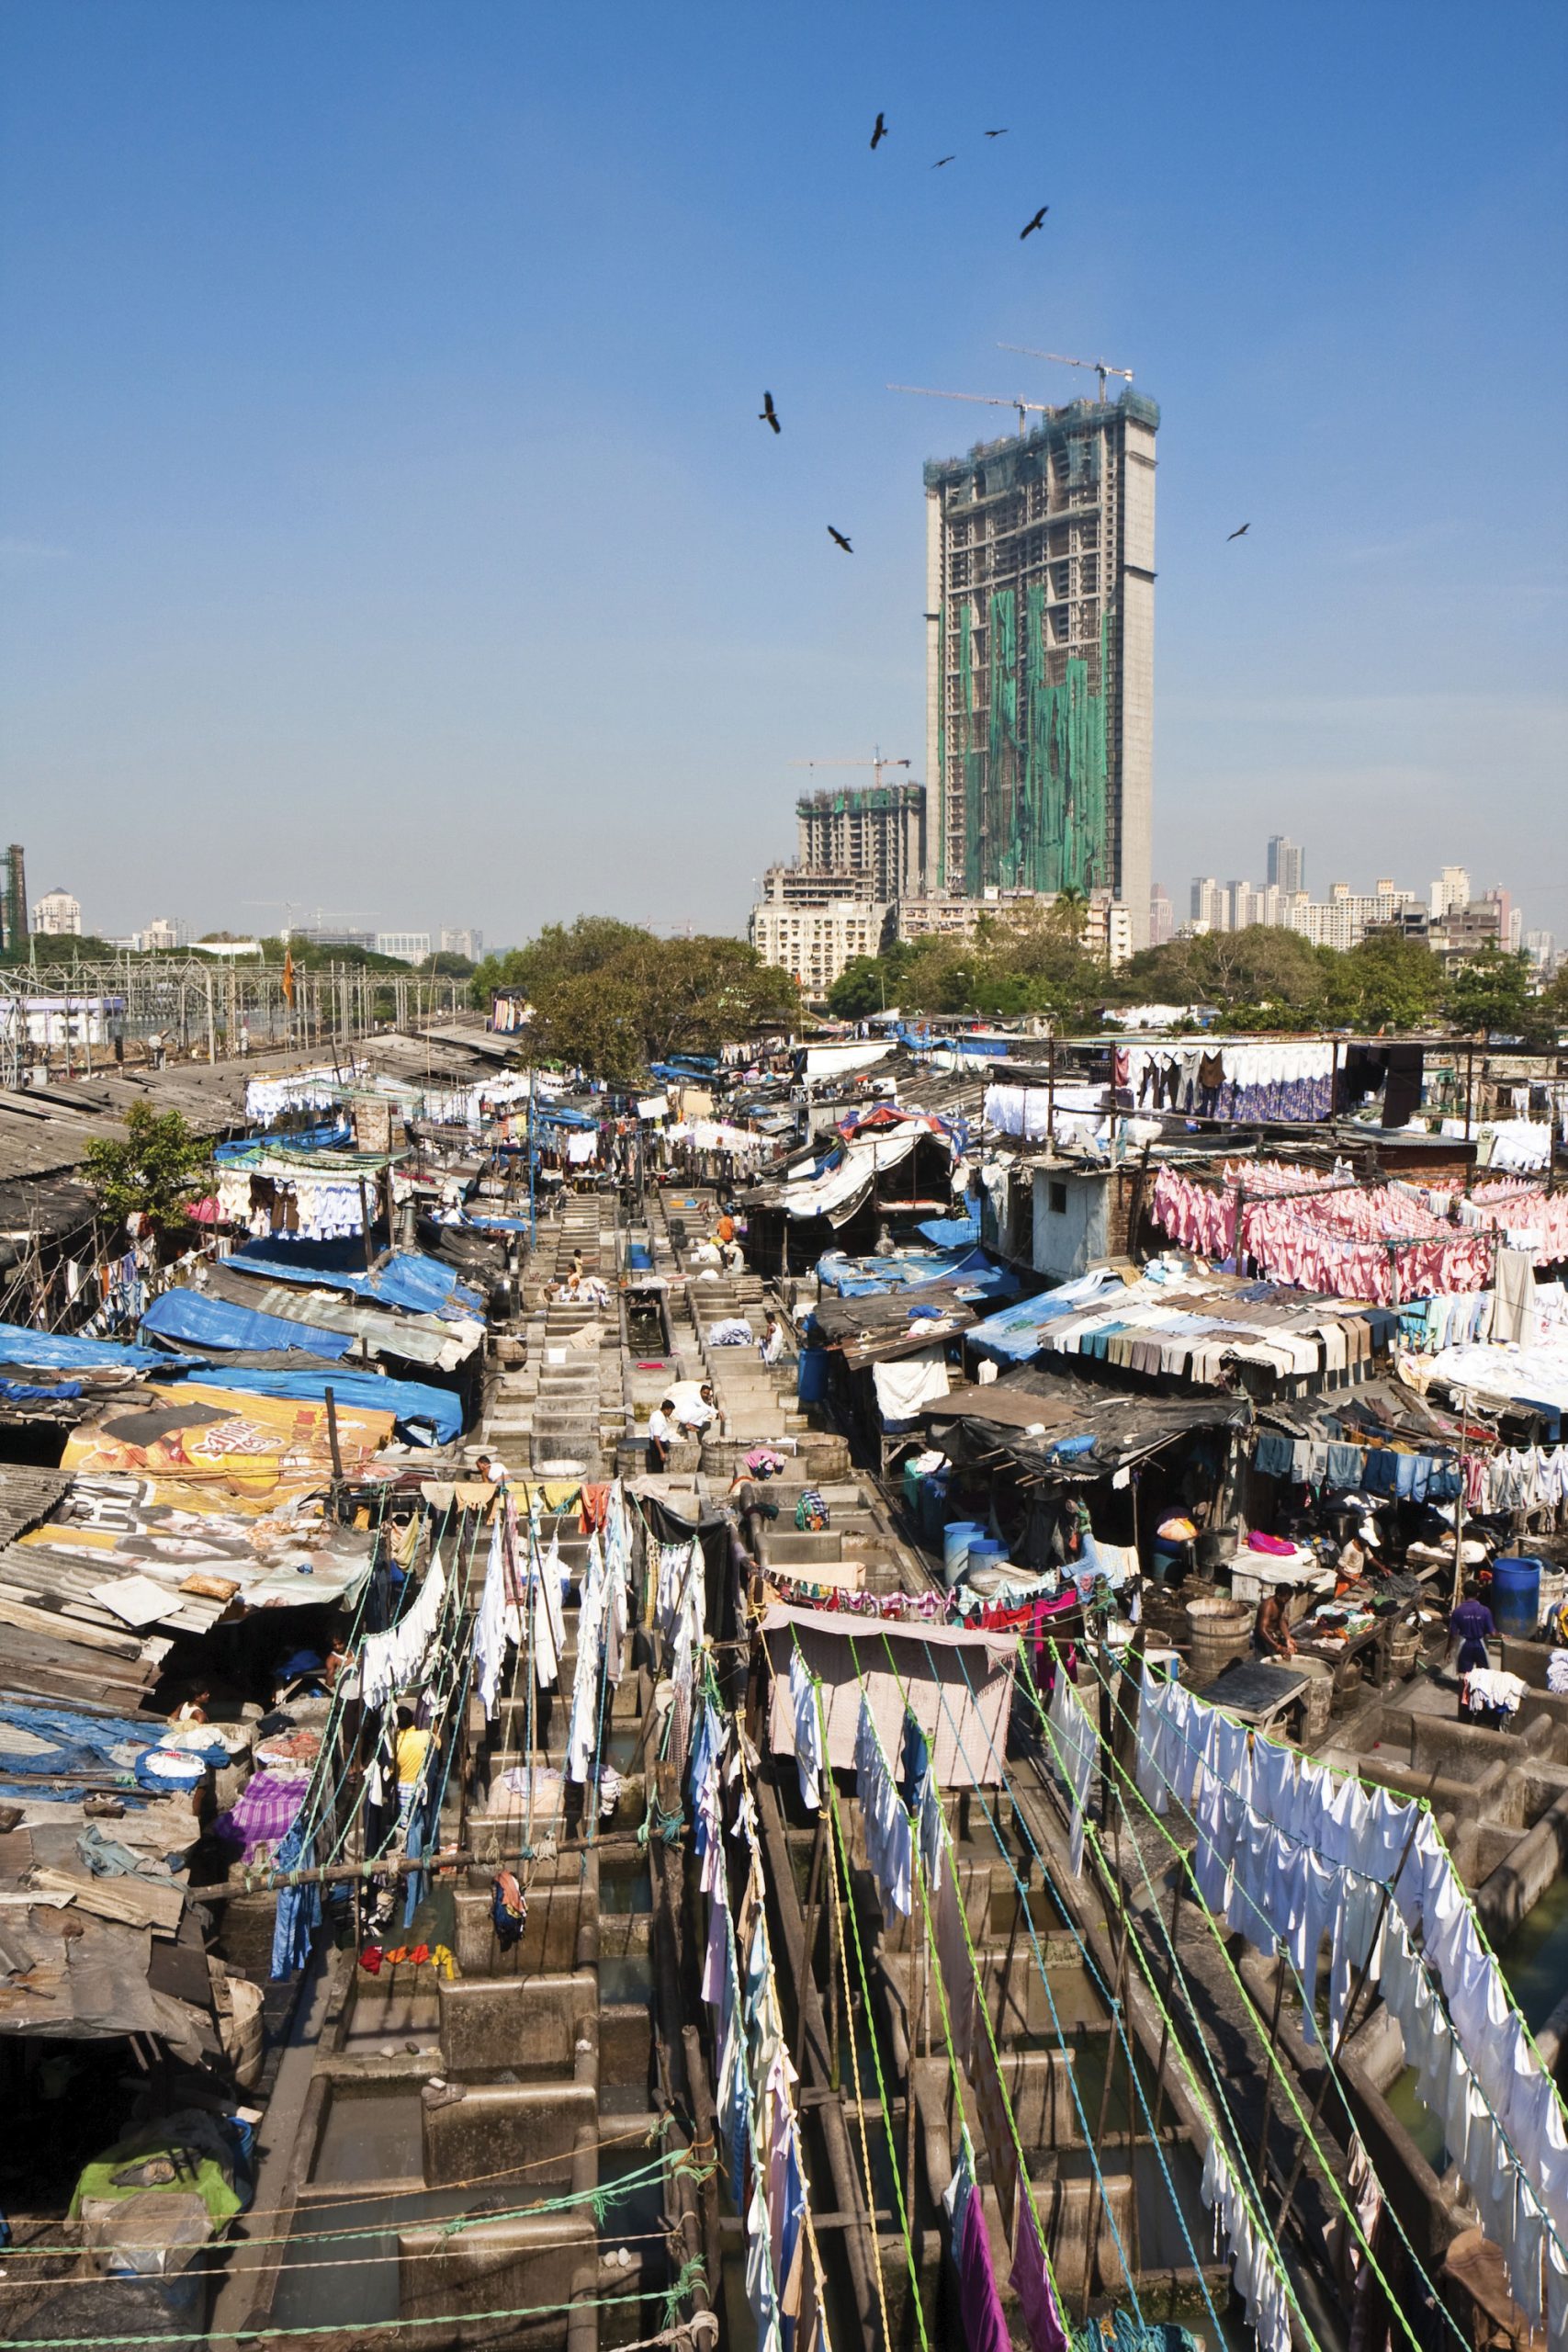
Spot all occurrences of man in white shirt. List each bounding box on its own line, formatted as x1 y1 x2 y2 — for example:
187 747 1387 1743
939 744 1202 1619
760 1313 784 1366
648 1399 675 1474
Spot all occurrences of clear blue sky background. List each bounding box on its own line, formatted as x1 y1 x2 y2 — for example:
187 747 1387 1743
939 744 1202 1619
3 1 1564 951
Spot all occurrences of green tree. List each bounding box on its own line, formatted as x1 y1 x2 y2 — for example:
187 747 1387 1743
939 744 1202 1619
1114 924 1326 1020
484 922 800 1083
83 1105 210 1242
1445 945 1532 1038
1323 933 1445 1031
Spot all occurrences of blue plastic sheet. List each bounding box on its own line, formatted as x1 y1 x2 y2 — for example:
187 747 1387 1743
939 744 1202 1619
915 1213 981 1250
0 1704 161 1778
231 1243 483 1317
816 1245 1018 1304
0 1321 178 1372
967 1270 1126 1364
142 1288 353 1360
155 1363 463 1443
214 1123 351 1160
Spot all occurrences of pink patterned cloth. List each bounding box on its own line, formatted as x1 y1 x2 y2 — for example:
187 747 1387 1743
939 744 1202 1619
1150 1166 1495 1302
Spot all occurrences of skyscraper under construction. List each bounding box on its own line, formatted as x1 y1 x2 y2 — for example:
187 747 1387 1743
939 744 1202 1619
923 387 1157 942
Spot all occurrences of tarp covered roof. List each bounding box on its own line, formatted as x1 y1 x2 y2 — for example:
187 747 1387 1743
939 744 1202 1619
231 1240 484 1318
142 1286 355 1361
924 1362 1251 1481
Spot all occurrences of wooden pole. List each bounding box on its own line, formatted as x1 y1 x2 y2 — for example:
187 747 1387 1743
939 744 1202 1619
1081 1883 1133 2319
322 1384 345 1484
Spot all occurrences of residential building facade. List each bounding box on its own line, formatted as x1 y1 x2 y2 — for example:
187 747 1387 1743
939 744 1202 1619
749 872 890 998
32 888 82 936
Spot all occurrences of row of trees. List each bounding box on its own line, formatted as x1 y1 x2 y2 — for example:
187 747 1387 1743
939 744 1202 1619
470 919 799 1086
827 910 1567 1042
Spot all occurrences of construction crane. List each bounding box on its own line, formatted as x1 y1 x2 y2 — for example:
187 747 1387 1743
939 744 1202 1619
789 751 912 791
995 345 1134 403
888 384 1051 436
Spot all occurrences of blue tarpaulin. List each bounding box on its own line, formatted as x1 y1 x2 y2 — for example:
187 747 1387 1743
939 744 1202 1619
232 1242 483 1317
966 1268 1127 1364
156 1363 463 1443
142 1289 353 1360
916 1213 981 1250
0 1704 162 1778
0 1321 182 1372
816 1245 1019 1304
214 1123 352 1160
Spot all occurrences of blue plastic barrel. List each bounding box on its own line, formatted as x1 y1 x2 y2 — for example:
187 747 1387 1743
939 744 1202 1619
966 1537 1007 1573
1492 1556 1544 1639
627 1243 652 1270
796 1347 829 1405
943 1521 985 1586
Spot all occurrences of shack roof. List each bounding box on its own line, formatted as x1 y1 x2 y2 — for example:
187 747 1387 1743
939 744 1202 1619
922 1363 1250 1482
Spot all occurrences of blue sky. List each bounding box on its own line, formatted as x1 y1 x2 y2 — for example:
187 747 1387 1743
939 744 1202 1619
3 1 1564 950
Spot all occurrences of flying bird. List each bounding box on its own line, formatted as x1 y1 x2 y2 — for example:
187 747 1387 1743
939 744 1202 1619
984 127 1009 137
828 526 853 553
1020 206 1049 239
1226 523 1250 540
759 391 781 435
931 153 955 168
870 111 887 149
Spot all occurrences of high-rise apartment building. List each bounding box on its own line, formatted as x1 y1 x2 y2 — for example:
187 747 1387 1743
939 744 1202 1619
3 846 27 955
1190 877 1228 932
795 783 925 903
439 926 484 962
923 388 1157 941
1431 865 1471 918
32 888 81 936
1148 882 1174 947
1267 836 1304 897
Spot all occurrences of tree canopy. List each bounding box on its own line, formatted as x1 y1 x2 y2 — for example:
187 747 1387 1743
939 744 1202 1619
83 1105 210 1241
471 920 798 1086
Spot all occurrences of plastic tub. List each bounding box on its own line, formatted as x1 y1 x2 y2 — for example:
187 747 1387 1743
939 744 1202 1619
1492 1556 1544 1641
966 1537 1007 1573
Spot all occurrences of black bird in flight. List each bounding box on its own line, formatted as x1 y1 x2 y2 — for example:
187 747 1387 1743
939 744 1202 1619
1226 523 1250 540
828 526 853 553
1020 206 1049 239
759 391 781 435
870 111 887 149
932 153 955 168
985 127 1009 137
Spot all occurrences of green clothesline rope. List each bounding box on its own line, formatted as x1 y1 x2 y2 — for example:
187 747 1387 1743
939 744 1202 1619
0 2274 702 2350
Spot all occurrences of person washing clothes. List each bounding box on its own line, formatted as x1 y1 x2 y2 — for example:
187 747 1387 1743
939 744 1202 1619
760 1313 784 1365
1253 1587 1298 1661
1448 1581 1496 1678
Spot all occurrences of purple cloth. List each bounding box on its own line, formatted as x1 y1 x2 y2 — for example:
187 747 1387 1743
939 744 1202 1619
1009 2194 1070 2352
958 2187 1011 2352
214 1770 310 1860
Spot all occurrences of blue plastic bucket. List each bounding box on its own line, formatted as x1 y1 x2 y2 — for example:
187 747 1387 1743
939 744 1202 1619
943 1521 985 1586
1492 1556 1544 1640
